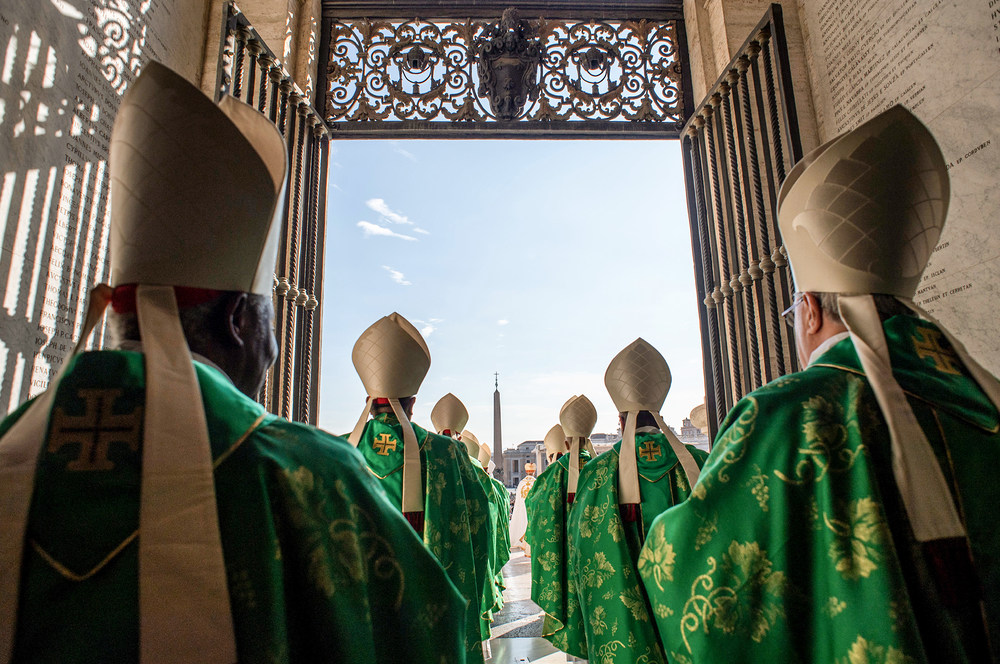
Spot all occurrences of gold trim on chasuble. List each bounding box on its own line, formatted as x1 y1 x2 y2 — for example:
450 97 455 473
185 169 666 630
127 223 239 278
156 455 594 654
31 411 268 582
812 363 1000 434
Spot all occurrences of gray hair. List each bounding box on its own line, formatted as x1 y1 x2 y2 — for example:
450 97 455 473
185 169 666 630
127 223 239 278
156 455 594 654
812 292 915 324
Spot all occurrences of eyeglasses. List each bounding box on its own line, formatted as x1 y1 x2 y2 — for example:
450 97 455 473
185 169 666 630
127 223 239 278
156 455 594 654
781 292 805 328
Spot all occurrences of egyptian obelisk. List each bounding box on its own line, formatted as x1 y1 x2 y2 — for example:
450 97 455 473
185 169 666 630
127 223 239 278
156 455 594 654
493 372 503 482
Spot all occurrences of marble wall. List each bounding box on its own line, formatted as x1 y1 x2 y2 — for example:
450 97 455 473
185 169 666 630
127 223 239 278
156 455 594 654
0 0 318 411
685 0 1000 374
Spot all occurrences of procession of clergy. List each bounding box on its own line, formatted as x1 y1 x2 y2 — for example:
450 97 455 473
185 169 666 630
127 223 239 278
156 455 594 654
0 61 996 664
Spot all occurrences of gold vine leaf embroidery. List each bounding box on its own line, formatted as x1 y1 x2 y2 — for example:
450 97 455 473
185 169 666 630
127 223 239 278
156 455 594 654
824 596 847 618
748 465 770 512
695 513 718 551
637 523 675 591
582 551 616 588
620 584 650 621
579 500 610 539
824 497 888 580
590 605 608 635
695 397 759 500
774 394 863 486
679 542 786 654
536 550 560 572
836 635 915 664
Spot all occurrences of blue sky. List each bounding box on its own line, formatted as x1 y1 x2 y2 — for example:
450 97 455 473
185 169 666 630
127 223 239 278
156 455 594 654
317 138 706 449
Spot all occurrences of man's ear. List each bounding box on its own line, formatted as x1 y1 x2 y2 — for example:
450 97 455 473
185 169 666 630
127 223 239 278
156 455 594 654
223 292 249 348
802 292 824 335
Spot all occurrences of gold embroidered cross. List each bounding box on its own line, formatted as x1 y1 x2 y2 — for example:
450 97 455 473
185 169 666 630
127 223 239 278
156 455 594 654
913 328 961 375
47 388 142 471
372 433 397 456
638 440 662 462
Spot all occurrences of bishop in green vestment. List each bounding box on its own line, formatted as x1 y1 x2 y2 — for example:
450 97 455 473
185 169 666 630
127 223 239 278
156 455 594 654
638 106 1000 663
0 62 467 664
347 315 492 664
525 395 597 658
6 351 468 663
569 339 707 664
478 440 512 615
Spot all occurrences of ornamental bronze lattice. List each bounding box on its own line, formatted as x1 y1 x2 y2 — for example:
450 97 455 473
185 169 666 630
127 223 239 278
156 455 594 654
324 12 683 136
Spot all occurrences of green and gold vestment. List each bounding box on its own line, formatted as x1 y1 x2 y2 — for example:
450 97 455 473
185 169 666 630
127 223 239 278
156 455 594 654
525 449 591 658
5 351 467 663
355 414 492 663
569 432 707 663
638 315 1000 663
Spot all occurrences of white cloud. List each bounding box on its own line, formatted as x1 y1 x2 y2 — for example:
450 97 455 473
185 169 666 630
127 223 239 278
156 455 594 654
497 319 509 326
393 145 417 162
366 198 415 226
412 318 441 337
381 265 412 286
413 227 431 235
357 220 417 241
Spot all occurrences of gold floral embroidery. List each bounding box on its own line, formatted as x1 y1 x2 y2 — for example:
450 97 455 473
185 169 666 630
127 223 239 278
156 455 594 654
680 541 786 654
579 499 610 539
581 551 616 588
775 384 865 486
825 497 888 580
637 524 675 591
536 550 560 572
654 603 674 618
824 596 847 617
620 584 649 621
591 605 608 635
836 635 914 664
278 466 405 608
694 397 759 500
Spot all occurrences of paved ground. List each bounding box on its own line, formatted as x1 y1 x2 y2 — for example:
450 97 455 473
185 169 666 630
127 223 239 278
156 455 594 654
484 549 587 664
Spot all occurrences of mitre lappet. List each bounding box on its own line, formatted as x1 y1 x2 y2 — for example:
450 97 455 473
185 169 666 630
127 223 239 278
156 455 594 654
558 395 597 502
431 392 469 438
605 338 700 523
778 104 1000 543
0 61 286 662
348 313 431 527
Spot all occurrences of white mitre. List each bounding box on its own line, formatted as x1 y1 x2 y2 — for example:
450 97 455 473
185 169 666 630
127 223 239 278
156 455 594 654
689 403 708 435
478 442 492 469
543 423 566 456
0 61 287 663
605 338 700 508
778 104 1000 543
558 395 596 498
347 313 431 520
431 393 468 437
461 429 481 460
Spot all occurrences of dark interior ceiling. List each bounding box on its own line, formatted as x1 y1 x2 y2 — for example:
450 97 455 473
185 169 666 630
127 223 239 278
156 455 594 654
321 1 684 20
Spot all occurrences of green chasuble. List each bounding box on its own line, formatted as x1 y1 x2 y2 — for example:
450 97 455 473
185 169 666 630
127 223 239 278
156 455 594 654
467 458 502 636
569 432 708 663
488 473 511 610
355 414 493 663
5 351 467 663
525 449 591 658
638 315 1000 664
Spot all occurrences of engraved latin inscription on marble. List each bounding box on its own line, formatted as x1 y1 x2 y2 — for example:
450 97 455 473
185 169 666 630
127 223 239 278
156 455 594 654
801 0 1000 374
0 1 178 411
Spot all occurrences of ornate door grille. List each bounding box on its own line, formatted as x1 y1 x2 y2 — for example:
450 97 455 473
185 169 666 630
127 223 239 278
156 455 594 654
683 4 803 435
217 2 330 424
319 3 687 138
